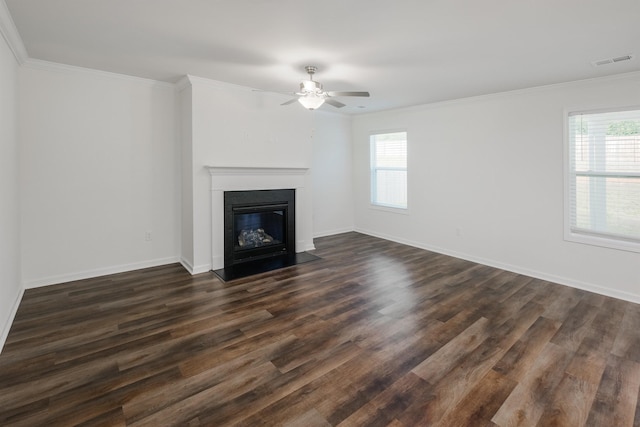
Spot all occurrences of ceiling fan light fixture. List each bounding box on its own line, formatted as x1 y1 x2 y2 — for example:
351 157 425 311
298 94 325 110
279 65 369 110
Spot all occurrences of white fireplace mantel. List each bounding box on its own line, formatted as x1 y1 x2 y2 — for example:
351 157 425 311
206 166 315 270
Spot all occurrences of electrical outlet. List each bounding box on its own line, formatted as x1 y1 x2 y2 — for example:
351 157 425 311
145 231 152 241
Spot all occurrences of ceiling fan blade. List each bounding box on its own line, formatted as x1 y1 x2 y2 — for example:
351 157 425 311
281 98 298 106
325 98 346 108
327 91 370 97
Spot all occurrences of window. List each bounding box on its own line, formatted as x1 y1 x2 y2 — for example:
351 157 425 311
566 107 640 252
370 131 407 209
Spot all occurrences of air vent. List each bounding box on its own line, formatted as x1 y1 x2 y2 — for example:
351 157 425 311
612 55 633 62
592 54 634 67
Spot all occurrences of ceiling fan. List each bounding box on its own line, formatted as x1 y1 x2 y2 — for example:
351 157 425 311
281 66 370 110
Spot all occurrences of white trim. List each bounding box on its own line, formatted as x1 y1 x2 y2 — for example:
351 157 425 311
179 75 361 116
22 58 174 88
0 0 28 64
0 286 24 354
569 104 640 116
369 130 409 210
563 105 640 254
185 74 261 92
23 256 180 289
369 204 410 215
207 166 308 179
181 257 212 275
192 265 212 274
565 230 640 254
180 257 195 274
206 166 313 270
354 227 640 305
175 75 192 92
357 71 640 118
313 226 355 238
300 242 317 252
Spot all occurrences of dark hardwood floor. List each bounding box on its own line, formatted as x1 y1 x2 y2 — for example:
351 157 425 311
1 232 640 426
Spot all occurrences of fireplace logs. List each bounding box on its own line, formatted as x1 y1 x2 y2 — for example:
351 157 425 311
238 228 278 248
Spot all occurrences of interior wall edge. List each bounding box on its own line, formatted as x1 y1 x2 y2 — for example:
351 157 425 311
0 286 24 354
0 0 27 64
179 257 195 275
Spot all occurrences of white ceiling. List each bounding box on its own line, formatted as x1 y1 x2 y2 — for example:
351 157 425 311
5 0 640 113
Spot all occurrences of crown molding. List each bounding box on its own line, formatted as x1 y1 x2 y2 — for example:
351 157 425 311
0 0 28 64
175 75 191 92
359 70 640 118
185 74 259 92
22 58 174 88
174 74 262 94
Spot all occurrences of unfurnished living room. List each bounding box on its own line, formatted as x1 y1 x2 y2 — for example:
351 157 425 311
1 1 640 426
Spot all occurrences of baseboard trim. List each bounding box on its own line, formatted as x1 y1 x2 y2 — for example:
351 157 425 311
301 243 317 252
23 256 181 289
313 226 355 239
209 255 223 273
355 228 640 305
180 257 195 274
181 258 212 275
192 265 213 274
0 285 24 354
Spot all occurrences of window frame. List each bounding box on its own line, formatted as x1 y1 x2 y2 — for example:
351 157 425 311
369 130 408 212
563 105 640 253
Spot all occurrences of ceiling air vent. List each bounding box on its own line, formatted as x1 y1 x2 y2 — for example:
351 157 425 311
612 55 633 62
592 54 634 67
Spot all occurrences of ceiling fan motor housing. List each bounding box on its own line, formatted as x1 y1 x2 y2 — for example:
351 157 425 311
300 79 323 93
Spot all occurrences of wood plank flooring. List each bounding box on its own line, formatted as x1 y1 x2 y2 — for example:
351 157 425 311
1 232 640 426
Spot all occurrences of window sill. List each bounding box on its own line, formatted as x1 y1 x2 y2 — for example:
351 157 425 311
565 230 640 254
369 204 410 215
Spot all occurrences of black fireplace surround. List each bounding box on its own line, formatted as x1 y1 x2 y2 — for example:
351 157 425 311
224 189 296 268
214 188 319 281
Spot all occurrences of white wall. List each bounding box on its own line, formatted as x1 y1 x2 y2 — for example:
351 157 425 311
0 21 22 348
19 61 180 287
311 112 354 237
179 83 194 271
352 73 640 302
179 76 354 272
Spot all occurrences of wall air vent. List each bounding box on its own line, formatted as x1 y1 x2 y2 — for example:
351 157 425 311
591 54 634 67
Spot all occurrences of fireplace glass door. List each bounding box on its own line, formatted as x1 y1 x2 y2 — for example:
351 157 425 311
224 189 295 267
233 205 287 257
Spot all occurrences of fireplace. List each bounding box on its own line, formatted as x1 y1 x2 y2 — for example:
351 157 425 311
224 189 296 268
205 166 318 281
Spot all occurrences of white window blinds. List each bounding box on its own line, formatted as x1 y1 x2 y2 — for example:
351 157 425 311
567 107 640 247
370 132 407 209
